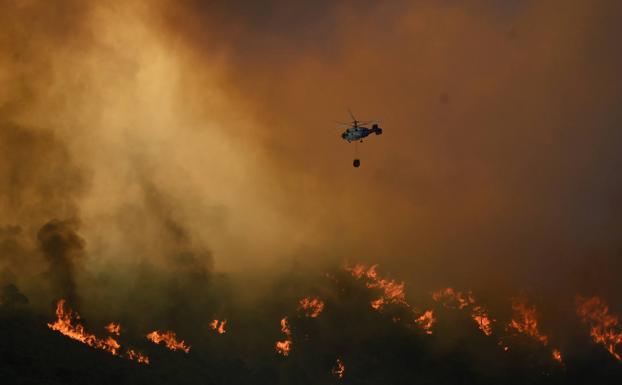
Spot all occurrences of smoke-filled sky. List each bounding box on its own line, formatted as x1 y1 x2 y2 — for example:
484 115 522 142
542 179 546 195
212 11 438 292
1 1 622 383
3 0 621 294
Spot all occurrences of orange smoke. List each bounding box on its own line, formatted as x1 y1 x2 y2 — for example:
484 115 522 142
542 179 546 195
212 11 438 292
298 297 325 318
509 297 549 345
332 357 345 379
106 322 121 336
415 310 436 335
276 317 292 356
209 319 227 334
576 296 622 362
146 330 191 353
47 299 121 356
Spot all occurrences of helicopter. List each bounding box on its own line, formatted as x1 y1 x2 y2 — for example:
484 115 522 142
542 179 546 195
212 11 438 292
336 110 383 167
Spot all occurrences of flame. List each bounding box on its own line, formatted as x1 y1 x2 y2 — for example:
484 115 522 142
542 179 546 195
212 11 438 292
432 287 475 309
552 348 563 363
209 319 227 334
432 287 495 337
415 310 436 334
332 357 345 379
276 317 292 356
47 299 121 356
48 300 149 364
126 348 150 364
347 263 434 334
347 264 407 310
365 266 407 309
298 297 325 318
576 296 622 361
370 298 384 310
346 263 367 279
471 305 493 336
105 322 121 336
275 340 292 356
146 330 191 353
509 297 549 345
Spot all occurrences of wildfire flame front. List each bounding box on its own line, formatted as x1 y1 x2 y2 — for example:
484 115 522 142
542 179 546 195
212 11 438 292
146 330 191 353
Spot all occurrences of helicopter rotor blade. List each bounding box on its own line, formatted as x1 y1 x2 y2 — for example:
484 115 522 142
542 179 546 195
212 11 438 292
334 120 350 126
348 108 356 122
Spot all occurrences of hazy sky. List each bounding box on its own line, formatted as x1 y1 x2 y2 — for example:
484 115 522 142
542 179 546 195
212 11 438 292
1 0 622 306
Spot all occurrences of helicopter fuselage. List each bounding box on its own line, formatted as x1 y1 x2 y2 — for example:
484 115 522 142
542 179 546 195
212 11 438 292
341 124 383 142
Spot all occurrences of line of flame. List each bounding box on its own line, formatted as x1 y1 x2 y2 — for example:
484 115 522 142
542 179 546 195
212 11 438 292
47 299 149 364
146 330 191 353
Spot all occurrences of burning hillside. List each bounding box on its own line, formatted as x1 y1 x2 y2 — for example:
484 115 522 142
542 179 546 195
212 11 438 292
47 299 149 364
2 0 622 384
0 262 620 384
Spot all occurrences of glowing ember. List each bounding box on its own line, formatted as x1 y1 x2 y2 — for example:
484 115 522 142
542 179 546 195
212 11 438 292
332 357 345 379
210 319 227 334
552 348 563 363
471 305 493 336
370 298 384 310
345 263 367 279
276 317 292 356
146 330 191 353
432 287 475 309
126 348 150 364
576 296 622 361
275 339 292 356
280 317 291 335
47 299 121 356
509 297 548 345
298 297 325 318
415 310 436 334
105 322 121 336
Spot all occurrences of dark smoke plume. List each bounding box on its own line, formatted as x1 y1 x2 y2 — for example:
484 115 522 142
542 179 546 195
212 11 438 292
0 122 86 308
1 1 622 383
37 219 85 306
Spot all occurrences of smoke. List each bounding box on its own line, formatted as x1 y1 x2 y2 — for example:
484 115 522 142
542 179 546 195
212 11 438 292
157 0 622 292
0 122 85 228
0 283 28 307
37 219 85 305
1 0 622 382
0 121 86 308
